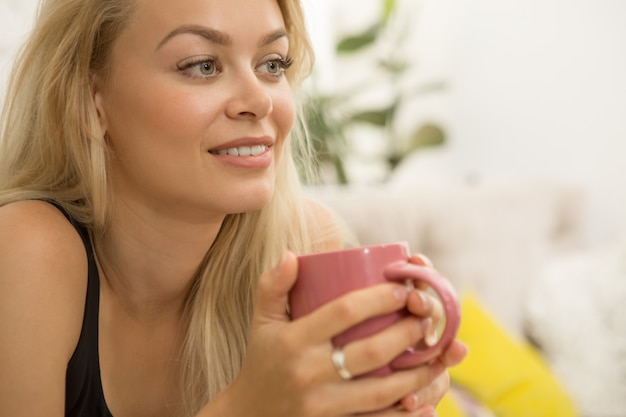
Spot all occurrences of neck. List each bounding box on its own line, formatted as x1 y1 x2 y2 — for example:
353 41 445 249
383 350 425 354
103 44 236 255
95 198 224 322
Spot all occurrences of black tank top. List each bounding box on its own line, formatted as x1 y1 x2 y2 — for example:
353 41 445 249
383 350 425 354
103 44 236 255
58 206 113 417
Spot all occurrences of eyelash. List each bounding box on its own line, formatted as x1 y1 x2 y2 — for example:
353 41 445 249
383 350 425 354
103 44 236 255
176 55 294 80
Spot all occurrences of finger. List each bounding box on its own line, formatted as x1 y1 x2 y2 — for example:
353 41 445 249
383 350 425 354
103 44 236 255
254 251 299 323
399 371 450 412
331 362 444 415
409 253 434 269
340 315 430 377
406 289 436 317
363 405 436 417
397 403 438 416
409 290 444 347
295 283 409 344
438 339 469 368
426 313 444 348
408 255 434 294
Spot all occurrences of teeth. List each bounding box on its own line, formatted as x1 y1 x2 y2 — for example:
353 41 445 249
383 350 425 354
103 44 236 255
212 145 268 156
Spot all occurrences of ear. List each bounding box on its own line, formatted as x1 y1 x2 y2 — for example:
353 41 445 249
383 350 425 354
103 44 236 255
91 74 109 137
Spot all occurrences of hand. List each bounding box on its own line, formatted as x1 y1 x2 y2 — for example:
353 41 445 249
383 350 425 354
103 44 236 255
396 254 469 414
210 251 445 417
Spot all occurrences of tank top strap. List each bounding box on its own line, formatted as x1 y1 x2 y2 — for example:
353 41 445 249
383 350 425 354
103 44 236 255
46 202 112 416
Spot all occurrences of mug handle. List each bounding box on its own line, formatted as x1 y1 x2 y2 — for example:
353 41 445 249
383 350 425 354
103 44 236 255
384 261 461 367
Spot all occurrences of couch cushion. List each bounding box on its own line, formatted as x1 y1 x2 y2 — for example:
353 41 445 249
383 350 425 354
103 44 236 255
307 184 584 337
450 294 577 417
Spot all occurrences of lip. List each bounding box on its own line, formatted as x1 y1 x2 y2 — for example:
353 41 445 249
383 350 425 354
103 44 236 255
207 135 275 169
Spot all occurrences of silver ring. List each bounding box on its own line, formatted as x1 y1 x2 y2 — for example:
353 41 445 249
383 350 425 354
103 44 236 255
331 347 352 380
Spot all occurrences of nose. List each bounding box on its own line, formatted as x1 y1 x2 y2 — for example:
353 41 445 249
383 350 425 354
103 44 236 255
225 71 273 120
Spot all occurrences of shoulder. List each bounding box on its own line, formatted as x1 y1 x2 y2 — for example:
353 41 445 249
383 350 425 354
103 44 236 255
303 197 358 253
0 200 88 416
0 199 88 274
0 199 88 341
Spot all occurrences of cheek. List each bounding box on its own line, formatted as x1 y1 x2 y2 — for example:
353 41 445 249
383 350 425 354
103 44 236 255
273 88 296 141
103 80 212 163
115 85 201 133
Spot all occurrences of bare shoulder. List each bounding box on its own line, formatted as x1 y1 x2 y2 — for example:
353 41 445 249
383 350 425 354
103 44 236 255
0 200 88 416
0 199 88 273
303 197 358 253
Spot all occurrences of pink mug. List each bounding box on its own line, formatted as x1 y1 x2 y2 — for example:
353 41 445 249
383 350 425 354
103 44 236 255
289 242 460 378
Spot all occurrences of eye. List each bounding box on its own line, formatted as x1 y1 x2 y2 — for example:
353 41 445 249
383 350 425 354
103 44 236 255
197 61 217 76
177 56 220 79
266 60 281 74
257 56 293 78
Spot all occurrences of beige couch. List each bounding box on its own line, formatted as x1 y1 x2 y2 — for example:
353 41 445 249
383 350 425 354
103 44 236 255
306 183 585 339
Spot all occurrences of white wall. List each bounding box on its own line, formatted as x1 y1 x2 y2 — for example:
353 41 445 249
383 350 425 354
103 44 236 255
305 0 626 247
446 0 626 246
0 0 38 99
3 0 626 246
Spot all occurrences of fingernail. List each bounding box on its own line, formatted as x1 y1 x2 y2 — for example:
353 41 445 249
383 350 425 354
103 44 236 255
418 291 431 311
417 253 434 268
416 406 436 417
397 393 420 411
394 286 408 302
411 393 419 408
425 323 440 347
421 318 432 338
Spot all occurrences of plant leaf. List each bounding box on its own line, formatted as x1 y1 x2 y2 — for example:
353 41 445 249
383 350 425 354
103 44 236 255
378 58 409 74
350 110 390 126
336 23 382 53
409 123 446 150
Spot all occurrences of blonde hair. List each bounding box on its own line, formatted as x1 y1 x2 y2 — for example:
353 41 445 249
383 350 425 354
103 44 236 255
0 0 134 228
0 0 317 415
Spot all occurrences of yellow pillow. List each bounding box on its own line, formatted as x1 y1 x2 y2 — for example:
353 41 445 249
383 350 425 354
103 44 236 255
445 293 577 417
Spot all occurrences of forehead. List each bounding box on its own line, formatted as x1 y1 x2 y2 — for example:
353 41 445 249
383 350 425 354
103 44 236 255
127 0 286 46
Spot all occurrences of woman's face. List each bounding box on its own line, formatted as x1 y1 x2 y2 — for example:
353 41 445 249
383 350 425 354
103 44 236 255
94 0 295 220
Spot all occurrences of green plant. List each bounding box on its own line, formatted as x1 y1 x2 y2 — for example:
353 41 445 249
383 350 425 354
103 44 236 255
302 0 446 184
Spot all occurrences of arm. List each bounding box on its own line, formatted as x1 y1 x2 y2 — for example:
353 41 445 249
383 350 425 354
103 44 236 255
0 200 87 416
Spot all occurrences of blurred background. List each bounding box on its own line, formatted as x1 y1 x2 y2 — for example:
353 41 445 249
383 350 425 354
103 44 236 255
1 0 625 415
300 0 626 246
300 2 626 416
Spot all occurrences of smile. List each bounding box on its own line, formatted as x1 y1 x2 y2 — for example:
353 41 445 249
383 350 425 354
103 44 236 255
209 145 269 156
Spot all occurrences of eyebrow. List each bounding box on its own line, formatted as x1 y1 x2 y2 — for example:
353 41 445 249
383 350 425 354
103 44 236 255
258 29 288 47
156 24 287 51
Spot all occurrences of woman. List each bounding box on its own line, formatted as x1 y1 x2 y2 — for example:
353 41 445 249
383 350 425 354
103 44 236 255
0 0 467 416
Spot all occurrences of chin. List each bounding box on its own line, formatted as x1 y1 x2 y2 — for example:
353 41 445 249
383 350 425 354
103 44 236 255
226 183 275 214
